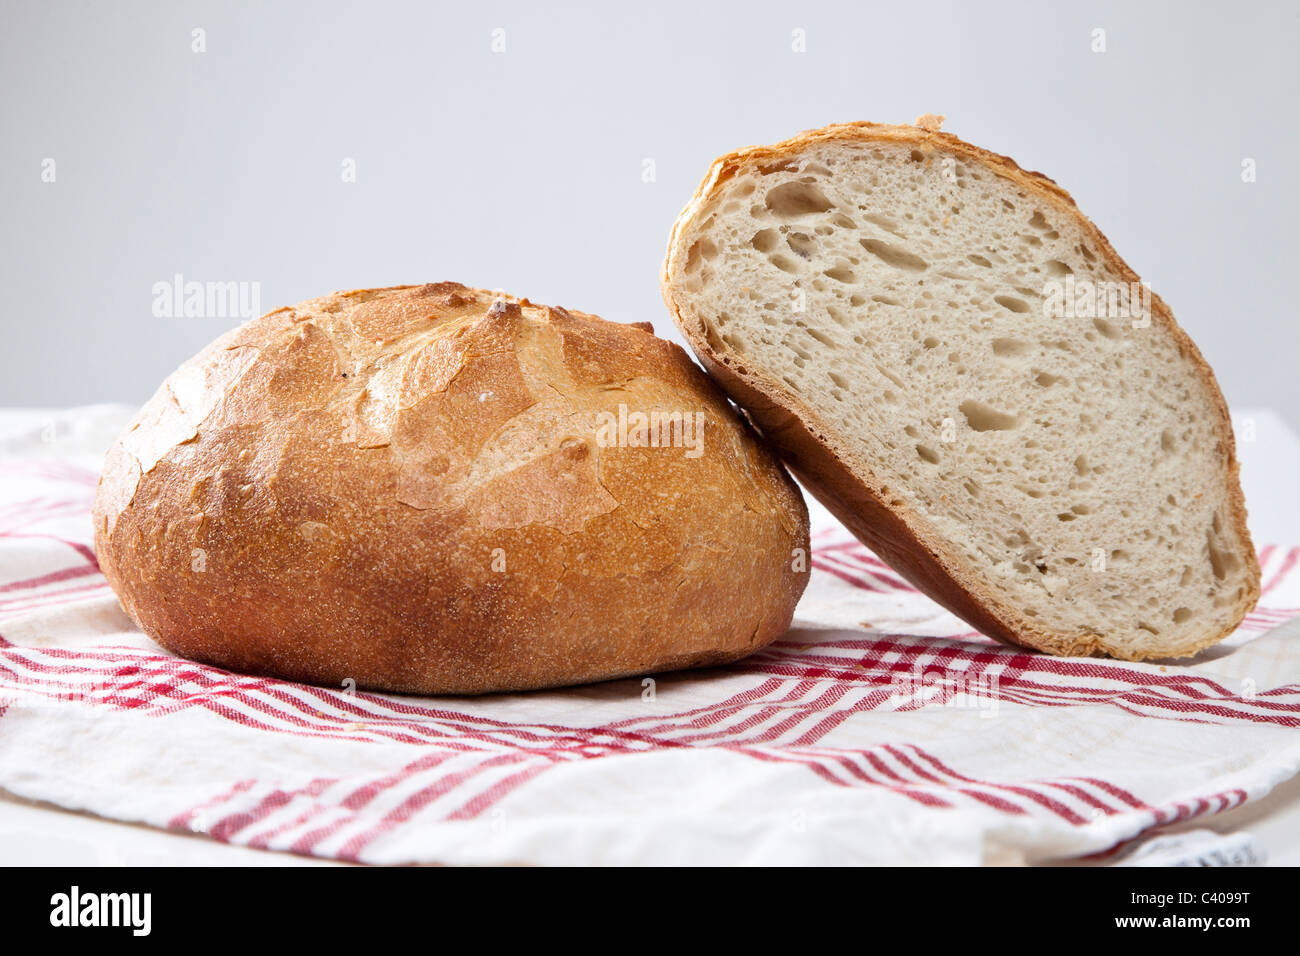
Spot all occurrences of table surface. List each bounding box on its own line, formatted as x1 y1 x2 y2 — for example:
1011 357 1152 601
2 407 1297 866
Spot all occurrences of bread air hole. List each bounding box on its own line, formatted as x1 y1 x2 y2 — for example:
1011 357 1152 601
992 337 1031 357
858 238 929 272
786 232 817 257
764 181 834 217
768 253 800 274
1093 318 1122 340
958 400 1019 432
804 326 837 347
1206 525 1240 581
826 305 851 328
862 213 905 237
722 331 747 355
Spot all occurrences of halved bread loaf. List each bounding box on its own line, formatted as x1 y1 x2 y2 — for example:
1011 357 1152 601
662 118 1259 660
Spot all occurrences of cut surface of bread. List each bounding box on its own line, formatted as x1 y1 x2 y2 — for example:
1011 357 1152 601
663 119 1259 660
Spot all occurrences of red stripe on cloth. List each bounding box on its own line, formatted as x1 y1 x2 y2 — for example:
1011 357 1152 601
688 639 1300 732
786 687 902 746
901 746 1088 825
284 752 472 855
1040 782 1122 817
735 681 859 744
244 782 347 851
860 749 970 808
167 779 259 831
334 753 541 861
1245 609 1300 624
859 744 1032 815
1264 547 1300 595
0 497 93 530
8 629 1300 755
0 461 100 488
736 744 954 808
815 552 915 593
0 582 111 616
444 760 557 822
0 562 100 595
0 529 98 566
205 784 330 843
0 646 580 749
0 651 398 744
810 556 894 594
236 777 340 844
338 753 471 813
822 548 918 591
612 678 814 741
669 680 848 745
603 677 788 734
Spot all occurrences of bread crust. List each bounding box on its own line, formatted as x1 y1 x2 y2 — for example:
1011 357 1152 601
93 284 810 694
662 121 1260 660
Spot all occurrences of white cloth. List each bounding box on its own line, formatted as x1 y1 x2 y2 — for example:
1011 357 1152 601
0 405 1297 865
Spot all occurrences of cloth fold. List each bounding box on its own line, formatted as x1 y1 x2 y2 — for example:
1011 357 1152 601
0 405 1296 865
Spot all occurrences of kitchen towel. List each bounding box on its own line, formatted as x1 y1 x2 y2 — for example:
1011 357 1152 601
0 404 1296 865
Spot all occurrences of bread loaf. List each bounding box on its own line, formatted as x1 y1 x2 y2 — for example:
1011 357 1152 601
662 120 1259 660
93 283 809 694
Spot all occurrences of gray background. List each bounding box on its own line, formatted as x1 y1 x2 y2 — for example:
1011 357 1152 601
2 0 1297 426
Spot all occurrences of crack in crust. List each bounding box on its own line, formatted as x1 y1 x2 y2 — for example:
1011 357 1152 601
93 284 810 694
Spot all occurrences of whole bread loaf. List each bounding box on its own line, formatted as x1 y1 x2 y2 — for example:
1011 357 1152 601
93 283 809 694
662 119 1259 661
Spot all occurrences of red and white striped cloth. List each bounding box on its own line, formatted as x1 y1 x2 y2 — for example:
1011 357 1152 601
1 405 1298 865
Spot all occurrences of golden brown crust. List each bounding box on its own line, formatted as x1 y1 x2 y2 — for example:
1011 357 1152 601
662 121 1260 661
93 284 810 694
